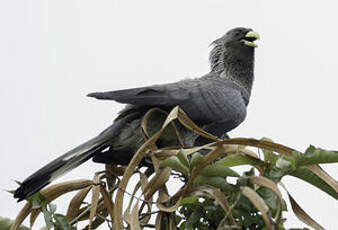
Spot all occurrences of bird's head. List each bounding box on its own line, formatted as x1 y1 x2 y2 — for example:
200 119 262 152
210 27 259 73
223 27 260 49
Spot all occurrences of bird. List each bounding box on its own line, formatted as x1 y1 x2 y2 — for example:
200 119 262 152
14 27 259 201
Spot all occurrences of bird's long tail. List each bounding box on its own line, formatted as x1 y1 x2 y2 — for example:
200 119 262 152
14 122 122 202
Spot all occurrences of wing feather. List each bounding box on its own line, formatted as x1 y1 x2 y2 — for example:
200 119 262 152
88 75 246 124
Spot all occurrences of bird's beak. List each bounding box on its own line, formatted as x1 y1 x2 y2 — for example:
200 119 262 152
242 30 260 48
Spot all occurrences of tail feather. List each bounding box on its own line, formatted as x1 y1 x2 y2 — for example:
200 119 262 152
14 123 121 202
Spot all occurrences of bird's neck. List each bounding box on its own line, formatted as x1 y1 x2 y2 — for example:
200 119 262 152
218 51 255 101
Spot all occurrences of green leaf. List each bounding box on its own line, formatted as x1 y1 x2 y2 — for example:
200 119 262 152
180 196 199 205
238 144 247 150
179 221 186 230
200 164 239 177
177 149 190 168
186 210 202 228
27 192 46 209
289 167 338 199
174 215 182 225
42 206 54 230
293 146 338 167
54 214 72 230
0 217 30 230
49 203 57 215
260 137 278 164
257 187 277 213
263 149 278 164
215 153 264 167
289 228 310 230
265 167 285 182
161 155 189 176
244 168 256 177
190 152 204 169
193 175 233 191
276 156 295 171
265 156 295 182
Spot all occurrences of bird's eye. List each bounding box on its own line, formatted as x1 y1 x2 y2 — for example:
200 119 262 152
234 30 244 39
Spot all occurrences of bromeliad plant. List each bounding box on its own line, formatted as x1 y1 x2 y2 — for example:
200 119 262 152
7 107 338 230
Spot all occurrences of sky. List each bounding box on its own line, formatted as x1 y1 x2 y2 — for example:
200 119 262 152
0 0 337 229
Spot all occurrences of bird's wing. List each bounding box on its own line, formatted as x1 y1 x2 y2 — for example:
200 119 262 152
88 76 247 125
87 82 189 106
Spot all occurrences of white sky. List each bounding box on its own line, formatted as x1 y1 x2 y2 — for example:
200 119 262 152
1 0 337 229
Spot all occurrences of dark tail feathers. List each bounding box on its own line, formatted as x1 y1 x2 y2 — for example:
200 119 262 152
14 123 121 201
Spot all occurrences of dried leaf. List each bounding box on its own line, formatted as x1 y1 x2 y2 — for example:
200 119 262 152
249 176 283 222
155 212 177 230
12 180 92 230
288 193 324 230
130 202 141 230
241 186 273 230
114 106 172 229
99 186 114 223
66 186 92 221
195 186 236 226
40 179 92 202
138 172 153 225
89 175 101 230
306 165 338 194
10 203 32 230
216 138 295 157
280 183 325 230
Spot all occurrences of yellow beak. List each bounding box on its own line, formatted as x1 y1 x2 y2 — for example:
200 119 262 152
242 30 260 48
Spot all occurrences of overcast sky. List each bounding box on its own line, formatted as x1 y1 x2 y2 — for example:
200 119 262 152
1 0 337 229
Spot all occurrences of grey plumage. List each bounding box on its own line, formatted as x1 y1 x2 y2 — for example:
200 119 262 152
14 27 259 201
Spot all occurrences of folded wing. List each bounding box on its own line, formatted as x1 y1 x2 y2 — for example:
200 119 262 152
88 75 247 127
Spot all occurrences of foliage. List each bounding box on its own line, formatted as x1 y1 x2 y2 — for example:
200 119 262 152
0 217 29 230
9 107 338 230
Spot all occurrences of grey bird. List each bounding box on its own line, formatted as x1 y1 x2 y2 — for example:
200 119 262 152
14 27 259 201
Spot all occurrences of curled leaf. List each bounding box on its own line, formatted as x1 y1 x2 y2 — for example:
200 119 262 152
66 186 92 222
200 164 239 177
190 152 204 169
177 149 190 168
161 156 189 176
241 186 273 230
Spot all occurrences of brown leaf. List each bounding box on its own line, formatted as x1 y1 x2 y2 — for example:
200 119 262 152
143 167 171 200
10 202 32 230
41 179 92 202
130 201 141 230
218 138 295 157
306 164 338 193
66 186 92 221
13 179 92 230
89 175 102 230
241 186 273 230
192 185 236 226
99 186 114 223
288 193 324 230
249 176 283 222
155 212 177 230
280 183 325 230
114 107 184 229
138 172 153 225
